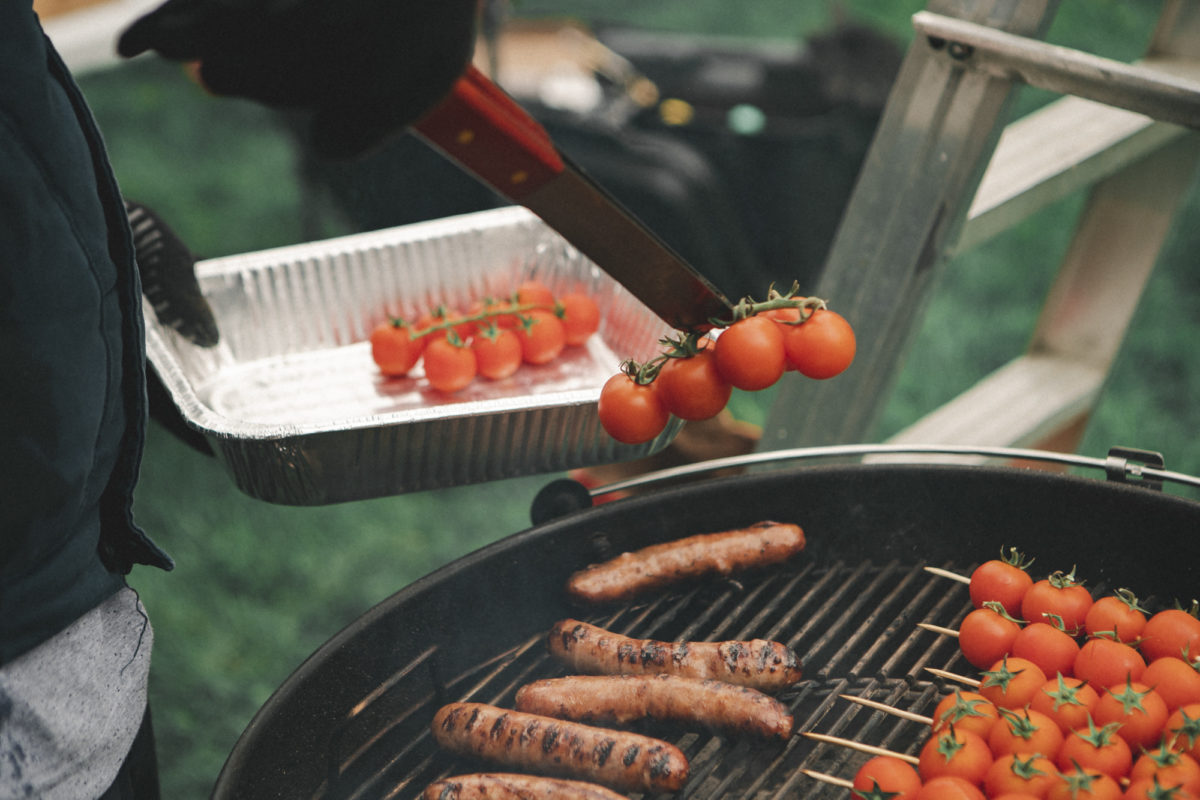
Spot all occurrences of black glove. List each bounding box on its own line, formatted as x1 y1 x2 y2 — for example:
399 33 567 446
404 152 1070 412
117 0 479 159
126 199 219 348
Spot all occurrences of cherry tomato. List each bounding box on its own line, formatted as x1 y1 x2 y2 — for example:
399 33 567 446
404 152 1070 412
1129 744 1200 793
471 325 522 380
1143 609 1200 663
1021 569 1094 636
423 336 477 393
958 604 1022 669
1046 766 1123 800
515 310 566 365
597 373 669 445
918 727 994 786
1166 704 1200 762
656 349 732 421
1093 680 1170 752
369 319 424 377
417 305 473 341
988 707 1065 761
1057 719 1133 780
933 690 1000 739
1122 776 1200 800
984 753 1058 800
1143 656 1200 711
1030 675 1101 734
516 279 556 307
1012 621 1081 681
969 547 1035 617
981 657 1049 711
714 315 787 390
1075 637 1147 690
1084 589 1148 644
557 292 601 346
914 775 987 800
781 307 856 379
852 755 923 800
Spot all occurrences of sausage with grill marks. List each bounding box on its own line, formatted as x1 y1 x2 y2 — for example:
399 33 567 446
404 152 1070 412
429 702 688 794
422 772 629 800
547 618 802 692
565 520 805 605
514 674 794 739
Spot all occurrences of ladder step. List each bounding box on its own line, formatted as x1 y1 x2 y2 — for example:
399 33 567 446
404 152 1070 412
875 353 1105 462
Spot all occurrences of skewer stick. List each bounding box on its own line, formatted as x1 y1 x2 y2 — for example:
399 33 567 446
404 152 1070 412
917 622 960 638
925 667 981 687
924 566 971 584
802 732 921 765
801 769 855 789
839 694 934 725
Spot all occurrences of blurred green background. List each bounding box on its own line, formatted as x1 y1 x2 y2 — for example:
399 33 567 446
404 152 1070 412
62 1 1199 797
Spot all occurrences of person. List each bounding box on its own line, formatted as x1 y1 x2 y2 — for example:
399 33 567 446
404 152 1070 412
0 0 477 796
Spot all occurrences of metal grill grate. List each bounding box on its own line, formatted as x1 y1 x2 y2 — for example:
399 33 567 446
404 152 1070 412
311 556 1098 800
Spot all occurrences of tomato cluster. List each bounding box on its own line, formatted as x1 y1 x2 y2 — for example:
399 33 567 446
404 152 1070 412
597 286 857 444
849 550 1200 800
369 280 600 393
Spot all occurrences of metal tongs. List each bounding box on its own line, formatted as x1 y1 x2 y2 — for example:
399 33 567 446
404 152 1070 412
412 64 732 331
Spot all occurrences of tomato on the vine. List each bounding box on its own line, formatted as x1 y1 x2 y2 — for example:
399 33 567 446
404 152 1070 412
423 335 477 393
471 325 522 380
1021 568 1094 636
516 279 556 307
988 707 1065 761
1011 620 1081 680
1142 608 1200 663
781 307 856 379
1045 766 1123 800
370 319 424 377
1167 704 1200 762
1083 588 1148 643
1122 776 1200 800
597 373 669 445
852 755 923 800
557 292 601 346
656 348 732 421
1143 656 1200 711
714 314 787 390
969 547 1035 617
515 309 566 365
958 603 1021 669
1129 743 1200 793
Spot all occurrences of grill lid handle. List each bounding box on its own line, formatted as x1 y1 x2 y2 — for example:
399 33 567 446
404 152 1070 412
1105 446 1165 491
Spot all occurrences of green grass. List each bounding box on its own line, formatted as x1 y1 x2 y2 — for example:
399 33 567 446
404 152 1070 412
68 2 1199 797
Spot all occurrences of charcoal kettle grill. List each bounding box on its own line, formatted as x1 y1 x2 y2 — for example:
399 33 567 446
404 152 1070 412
211 445 1200 800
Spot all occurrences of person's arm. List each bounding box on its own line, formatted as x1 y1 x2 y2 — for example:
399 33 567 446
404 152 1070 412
117 0 480 159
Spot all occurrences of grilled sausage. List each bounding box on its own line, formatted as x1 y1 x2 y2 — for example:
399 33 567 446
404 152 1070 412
565 520 805 604
547 618 803 692
514 674 794 739
422 772 629 800
430 702 688 794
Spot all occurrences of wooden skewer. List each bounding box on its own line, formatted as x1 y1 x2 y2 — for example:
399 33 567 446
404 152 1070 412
838 693 934 725
802 731 921 765
925 667 981 687
924 566 971 584
801 769 855 789
917 622 960 637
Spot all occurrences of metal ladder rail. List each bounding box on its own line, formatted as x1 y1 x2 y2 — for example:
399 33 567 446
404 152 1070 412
760 0 1200 461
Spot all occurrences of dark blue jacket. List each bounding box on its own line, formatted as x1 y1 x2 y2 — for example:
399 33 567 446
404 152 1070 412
1 1 172 664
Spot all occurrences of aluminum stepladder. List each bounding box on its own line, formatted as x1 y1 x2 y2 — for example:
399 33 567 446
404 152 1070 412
760 0 1200 462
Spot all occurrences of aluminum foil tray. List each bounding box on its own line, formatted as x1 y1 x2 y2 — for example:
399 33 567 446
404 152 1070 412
144 207 683 505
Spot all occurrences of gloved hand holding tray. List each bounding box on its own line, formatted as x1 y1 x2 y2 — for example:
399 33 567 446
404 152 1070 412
144 206 682 505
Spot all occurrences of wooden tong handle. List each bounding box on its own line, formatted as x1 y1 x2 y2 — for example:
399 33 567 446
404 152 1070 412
413 64 565 200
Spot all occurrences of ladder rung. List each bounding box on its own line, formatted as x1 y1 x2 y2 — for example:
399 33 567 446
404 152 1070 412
878 353 1105 460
